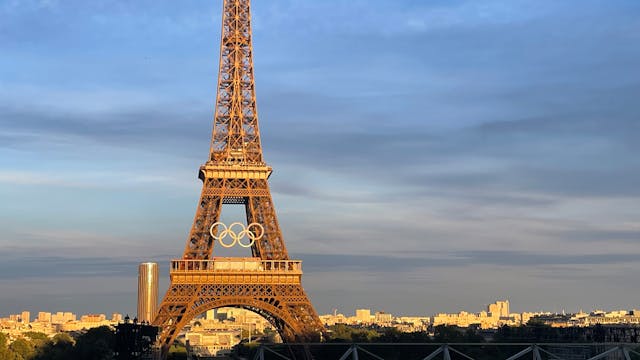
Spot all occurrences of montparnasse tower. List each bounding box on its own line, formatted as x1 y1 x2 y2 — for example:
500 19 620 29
137 262 158 323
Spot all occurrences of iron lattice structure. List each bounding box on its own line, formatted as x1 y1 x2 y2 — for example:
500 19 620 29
153 0 323 352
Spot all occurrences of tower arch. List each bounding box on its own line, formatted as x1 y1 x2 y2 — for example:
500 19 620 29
174 299 299 344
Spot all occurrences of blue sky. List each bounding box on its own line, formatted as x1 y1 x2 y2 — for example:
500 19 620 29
1 0 639 317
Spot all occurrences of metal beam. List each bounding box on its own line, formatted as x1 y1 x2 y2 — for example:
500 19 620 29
253 346 264 360
422 345 444 360
356 345 386 360
586 346 623 360
505 346 533 360
256 343 640 360
263 346 293 360
537 346 565 359
338 345 356 360
449 346 477 360
443 345 451 360
532 346 542 360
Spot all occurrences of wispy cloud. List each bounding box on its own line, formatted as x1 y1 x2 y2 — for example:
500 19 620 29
300 250 640 273
0 170 190 189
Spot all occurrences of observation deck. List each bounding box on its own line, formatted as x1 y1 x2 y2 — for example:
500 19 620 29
169 257 303 285
199 162 272 180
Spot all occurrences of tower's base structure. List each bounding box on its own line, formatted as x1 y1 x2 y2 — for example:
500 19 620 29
154 258 323 349
152 0 324 355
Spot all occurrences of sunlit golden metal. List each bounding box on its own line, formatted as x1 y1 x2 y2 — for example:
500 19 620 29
137 263 158 323
153 0 323 353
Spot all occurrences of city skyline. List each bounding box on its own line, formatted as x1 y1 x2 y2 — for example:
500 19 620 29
3 298 640 325
1 0 640 317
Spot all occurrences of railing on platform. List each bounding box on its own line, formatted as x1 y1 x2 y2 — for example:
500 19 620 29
250 343 640 360
170 258 303 274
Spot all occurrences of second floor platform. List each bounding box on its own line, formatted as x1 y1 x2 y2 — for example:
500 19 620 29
168 257 303 285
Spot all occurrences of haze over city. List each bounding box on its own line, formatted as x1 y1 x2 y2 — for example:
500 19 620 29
1 0 639 319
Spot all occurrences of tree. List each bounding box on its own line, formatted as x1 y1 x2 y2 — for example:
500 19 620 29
24 332 50 351
23 332 48 342
0 332 8 349
0 332 10 358
73 326 115 360
328 324 355 342
32 333 75 360
526 318 547 327
464 328 485 342
350 329 377 342
52 333 74 346
263 328 279 343
167 344 187 360
10 338 35 360
433 325 465 343
377 328 402 343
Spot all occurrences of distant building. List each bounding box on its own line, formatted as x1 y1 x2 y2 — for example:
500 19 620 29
21 311 30 324
487 300 509 318
182 307 274 357
81 314 107 322
138 262 159 323
375 311 393 324
186 328 241 357
51 312 76 324
37 312 51 323
64 312 75 322
356 309 372 324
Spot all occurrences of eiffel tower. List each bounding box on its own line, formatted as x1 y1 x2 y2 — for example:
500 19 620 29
153 0 324 353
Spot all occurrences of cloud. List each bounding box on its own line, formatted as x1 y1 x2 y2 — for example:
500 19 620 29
542 228 640 244
0 102 207 153
0 170 192 191
0 250 173 280
3 95 637 200
255 0 568 37
0 257 138 280
300 250 640 274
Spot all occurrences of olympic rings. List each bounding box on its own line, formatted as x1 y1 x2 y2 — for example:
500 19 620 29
209 222 264 248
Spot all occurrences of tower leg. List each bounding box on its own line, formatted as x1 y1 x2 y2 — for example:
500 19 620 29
154 281 323 355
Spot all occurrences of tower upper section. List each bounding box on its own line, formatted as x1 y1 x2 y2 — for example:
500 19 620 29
208 0 263 166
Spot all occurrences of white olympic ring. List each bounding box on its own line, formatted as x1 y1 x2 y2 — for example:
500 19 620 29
209 222 264 248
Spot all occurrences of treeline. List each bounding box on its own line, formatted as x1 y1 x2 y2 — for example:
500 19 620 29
4 324 639 359
0 327 186 360
327 324 484 343
0 327 114 360
326 323 640 344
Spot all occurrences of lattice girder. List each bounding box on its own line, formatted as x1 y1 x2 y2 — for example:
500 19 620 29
181 173 288 260
155 282 322 349
210 0 262 164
